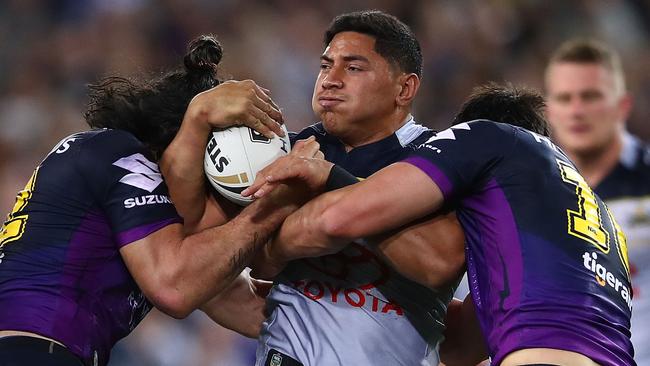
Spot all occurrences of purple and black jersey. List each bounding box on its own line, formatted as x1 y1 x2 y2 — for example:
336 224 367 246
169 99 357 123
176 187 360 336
404 120 634 366
0 129 181 366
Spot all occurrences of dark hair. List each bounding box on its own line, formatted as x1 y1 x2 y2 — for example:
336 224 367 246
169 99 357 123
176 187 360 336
454 82 550 136
546 38 626 94
85 35 223 159
324 10 422 77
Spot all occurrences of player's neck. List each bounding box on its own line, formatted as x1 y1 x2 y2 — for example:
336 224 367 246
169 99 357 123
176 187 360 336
570 135 622 189
341 112 411 152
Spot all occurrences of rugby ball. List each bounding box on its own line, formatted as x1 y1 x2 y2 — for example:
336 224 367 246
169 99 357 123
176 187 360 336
204 125 290 206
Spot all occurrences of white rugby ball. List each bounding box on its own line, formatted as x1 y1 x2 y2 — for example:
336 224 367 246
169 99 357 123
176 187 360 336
204 125 291 206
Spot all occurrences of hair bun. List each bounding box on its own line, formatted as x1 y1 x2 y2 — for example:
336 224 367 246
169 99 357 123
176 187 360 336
184 35 223 74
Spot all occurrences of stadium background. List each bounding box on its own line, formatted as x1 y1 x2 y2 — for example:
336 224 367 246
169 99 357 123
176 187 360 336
0 1 648 365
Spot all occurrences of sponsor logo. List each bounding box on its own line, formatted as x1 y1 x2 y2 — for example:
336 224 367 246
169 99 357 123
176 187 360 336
290 243 404 316
206 135 230 172
291 279 404 316
48 133 84 156
419 123 472 154
582 251 632 310
113 153 163 192
249 128 271 144
270 353 282 366
423 122 471 144
124 194 172 209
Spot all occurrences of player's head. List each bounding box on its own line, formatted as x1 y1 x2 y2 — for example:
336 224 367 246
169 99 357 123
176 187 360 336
544 38 632 157
454 82 550 136
84 35 223 160
313 10 422 143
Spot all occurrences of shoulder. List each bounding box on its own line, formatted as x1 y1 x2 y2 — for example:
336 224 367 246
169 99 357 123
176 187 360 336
623 133 650 173
71 129 155 175
424 120 517 145
77 129 146 157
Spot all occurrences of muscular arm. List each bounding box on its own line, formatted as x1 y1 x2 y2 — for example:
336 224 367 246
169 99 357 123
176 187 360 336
159 80 283 231
257 162 445 277
159 104 214 231
120 185 301 319
371 212 465 289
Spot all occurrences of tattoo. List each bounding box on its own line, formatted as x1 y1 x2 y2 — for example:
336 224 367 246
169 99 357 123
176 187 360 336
228 232 265 280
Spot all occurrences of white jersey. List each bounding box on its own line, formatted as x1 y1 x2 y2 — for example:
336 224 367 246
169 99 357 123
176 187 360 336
589 132 650 364
607 197 650 364
256 120 457 366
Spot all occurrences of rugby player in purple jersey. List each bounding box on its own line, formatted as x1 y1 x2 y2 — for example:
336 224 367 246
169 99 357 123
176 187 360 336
247 83 635 366
0 35 306 366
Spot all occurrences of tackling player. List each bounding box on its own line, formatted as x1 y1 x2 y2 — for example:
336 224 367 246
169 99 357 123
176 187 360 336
0 35 297 366
248 83 635 366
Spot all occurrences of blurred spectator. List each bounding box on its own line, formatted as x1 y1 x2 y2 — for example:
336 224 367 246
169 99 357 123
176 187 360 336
545 38 650 365
0 1 648 365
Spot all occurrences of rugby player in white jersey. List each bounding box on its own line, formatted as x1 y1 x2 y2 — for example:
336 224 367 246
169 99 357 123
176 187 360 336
163 10 465 366
251 11 466 366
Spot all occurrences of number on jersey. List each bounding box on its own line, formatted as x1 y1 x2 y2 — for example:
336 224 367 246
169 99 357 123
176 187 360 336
0 168 38 246
557 160 630 278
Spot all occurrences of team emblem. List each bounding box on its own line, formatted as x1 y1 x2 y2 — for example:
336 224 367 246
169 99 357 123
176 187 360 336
270 353 283 366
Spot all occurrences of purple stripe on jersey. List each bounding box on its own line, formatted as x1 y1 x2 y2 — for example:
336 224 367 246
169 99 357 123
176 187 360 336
115 217 181 248
402 156 453 199
457 178 523 363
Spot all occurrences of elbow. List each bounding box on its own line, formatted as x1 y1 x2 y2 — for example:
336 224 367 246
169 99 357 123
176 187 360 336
320 206 361 241
148 289 194 319
143 267 196 319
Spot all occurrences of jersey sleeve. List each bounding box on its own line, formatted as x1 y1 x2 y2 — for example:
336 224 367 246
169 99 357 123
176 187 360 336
76 129 182 248
402 120 516 202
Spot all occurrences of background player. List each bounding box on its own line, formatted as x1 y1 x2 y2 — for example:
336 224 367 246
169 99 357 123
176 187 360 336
0 35 301 366
248 83 635 366
545 38 649 364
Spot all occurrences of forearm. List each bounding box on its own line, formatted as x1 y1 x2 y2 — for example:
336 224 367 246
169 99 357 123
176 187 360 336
159 105 212 229
266 163 444 265
371 212 465 289
134 185 299 318
175 188 297 307
200 271 267 338
268 188 350 264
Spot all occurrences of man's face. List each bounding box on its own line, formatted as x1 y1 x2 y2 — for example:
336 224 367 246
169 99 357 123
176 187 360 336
312 31 402 138
545 62 628 156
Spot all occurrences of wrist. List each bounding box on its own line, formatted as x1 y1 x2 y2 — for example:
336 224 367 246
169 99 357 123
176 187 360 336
325 165 359 191
184 94 212 135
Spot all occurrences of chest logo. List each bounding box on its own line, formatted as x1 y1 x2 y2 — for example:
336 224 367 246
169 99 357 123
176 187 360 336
113 153 163 192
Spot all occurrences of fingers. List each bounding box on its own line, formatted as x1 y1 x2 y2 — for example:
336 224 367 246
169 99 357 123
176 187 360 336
242 164 273 197
247 104 284 139
249 93 285 137
291 136 320 157
253 84 283 122
242 155 297 198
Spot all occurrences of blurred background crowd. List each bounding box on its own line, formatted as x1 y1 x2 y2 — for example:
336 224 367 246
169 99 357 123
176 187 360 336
1 1 649 365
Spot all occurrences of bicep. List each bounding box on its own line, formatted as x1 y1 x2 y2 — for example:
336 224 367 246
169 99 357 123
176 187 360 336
119 223 183 304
